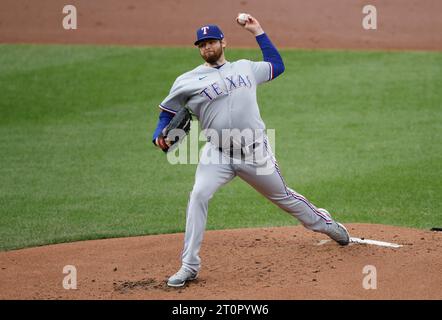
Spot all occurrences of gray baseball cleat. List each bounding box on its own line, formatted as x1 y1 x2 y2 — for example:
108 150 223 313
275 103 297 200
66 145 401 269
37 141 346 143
167 267 198 287
318 208 350 246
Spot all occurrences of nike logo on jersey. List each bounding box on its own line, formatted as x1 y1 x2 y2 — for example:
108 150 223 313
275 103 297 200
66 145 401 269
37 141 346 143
199 76 208 80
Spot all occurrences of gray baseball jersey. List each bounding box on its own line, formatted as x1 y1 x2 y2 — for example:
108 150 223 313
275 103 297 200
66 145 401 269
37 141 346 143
160 60 272 149
160 59 337 274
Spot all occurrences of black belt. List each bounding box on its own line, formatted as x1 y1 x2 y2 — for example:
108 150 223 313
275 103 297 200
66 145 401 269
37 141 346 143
218 142 258 157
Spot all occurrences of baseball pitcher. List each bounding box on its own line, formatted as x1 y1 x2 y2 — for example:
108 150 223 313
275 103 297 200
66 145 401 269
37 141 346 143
152 14 350 287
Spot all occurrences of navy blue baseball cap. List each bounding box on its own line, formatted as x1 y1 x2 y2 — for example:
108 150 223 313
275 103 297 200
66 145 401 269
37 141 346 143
194 24 224 45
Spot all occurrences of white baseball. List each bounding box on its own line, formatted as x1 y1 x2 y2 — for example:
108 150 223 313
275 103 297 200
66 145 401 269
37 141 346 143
237 13 249 25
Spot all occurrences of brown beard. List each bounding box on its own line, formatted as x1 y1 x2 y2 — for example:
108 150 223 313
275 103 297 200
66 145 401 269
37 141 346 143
200 43 224 64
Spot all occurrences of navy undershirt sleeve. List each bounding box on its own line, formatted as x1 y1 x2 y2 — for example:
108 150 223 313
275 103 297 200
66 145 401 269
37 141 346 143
255 33 285 79
152 110 174 144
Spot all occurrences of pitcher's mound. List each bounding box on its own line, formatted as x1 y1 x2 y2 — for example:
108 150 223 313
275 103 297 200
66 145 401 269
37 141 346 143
1 224 441 299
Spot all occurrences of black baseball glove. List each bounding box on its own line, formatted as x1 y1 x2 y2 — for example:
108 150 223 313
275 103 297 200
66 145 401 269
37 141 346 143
156 108 192 153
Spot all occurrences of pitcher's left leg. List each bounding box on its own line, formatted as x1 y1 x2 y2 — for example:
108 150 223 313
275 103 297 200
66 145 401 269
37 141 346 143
235 140 349 244
236 162 331 233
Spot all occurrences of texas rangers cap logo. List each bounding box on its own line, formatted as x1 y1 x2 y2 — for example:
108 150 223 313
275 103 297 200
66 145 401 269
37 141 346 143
201 26 210 35
195 24 224 45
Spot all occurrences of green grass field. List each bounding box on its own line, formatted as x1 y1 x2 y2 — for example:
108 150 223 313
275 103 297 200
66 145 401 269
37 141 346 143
0 44 441 251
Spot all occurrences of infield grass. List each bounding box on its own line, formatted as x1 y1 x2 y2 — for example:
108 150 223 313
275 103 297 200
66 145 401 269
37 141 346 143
0 44 441 250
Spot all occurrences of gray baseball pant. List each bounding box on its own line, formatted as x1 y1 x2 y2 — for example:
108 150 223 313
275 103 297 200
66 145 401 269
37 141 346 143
181 138 332 273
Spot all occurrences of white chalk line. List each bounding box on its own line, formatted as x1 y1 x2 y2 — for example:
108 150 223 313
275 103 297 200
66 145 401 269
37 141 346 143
316 237 402 248
350 237 403 248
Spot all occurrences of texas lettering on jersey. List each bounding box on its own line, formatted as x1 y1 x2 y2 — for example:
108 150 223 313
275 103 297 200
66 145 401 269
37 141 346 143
159 59 272 148
199 74 253 101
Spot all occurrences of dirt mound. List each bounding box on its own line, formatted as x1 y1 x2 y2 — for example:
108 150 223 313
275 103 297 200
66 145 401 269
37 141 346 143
0 224 441 299
0 0 441 50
